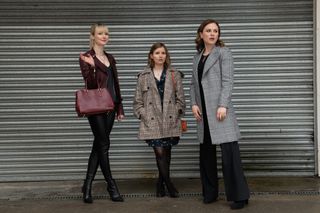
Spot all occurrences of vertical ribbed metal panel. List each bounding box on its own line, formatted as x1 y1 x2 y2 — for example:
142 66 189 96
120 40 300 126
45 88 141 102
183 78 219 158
0 0 314 181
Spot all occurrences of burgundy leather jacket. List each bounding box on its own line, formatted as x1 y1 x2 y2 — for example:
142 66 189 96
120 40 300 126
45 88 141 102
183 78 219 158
79 49 124 116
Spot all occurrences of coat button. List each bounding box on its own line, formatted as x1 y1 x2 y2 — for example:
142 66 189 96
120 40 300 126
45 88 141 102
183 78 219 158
151 117 154 120
169 116 172 118
149 102 152 105
169 101 171 103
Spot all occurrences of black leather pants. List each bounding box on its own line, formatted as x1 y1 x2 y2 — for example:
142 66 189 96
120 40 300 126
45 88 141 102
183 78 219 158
85 111 116 183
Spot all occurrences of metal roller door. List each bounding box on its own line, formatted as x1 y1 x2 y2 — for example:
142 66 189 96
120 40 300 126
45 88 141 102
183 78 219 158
0 0 314 181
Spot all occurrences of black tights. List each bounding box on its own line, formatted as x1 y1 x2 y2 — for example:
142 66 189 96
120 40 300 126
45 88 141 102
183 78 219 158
153 146 172 184
85 111 115 183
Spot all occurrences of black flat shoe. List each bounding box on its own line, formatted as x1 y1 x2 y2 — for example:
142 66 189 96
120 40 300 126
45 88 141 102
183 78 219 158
230 200 248 210
203 197 218 204
156 181 166 197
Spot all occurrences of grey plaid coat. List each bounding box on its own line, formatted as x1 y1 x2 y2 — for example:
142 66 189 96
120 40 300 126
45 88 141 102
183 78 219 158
133 67 186 140
190 46 241 145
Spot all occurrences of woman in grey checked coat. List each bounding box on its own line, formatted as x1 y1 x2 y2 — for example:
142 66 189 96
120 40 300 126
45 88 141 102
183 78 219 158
133 42 186 198
190 19 250 210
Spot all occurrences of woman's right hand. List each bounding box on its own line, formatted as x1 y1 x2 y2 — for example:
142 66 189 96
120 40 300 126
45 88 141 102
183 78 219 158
192 105 202 121
80 53 95 67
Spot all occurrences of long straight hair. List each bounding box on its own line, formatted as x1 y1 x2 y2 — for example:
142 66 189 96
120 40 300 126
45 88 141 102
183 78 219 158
195 19 225 53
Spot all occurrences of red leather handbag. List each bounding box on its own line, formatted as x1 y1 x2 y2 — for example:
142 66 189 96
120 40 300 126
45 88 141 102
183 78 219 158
75 80 114 117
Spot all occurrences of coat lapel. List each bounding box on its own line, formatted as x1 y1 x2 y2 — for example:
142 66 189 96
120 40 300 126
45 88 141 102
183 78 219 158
202 46 220 78
162 69 174 116
146 69 163 116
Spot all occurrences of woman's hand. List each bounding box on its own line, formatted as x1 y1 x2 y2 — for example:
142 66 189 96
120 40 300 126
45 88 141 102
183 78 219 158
117 114 124 121
216 106 227 121
80 53 95 67
192 105 202 121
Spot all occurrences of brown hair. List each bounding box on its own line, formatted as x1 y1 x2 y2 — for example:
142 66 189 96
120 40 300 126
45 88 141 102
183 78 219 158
148 42 171 70
195 19 225 53
89 23 108 49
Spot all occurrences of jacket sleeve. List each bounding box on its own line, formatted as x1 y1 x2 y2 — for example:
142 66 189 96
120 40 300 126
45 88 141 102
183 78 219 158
218 48 234 108
79 56 94 79
174 71 186 116
133 74 145 120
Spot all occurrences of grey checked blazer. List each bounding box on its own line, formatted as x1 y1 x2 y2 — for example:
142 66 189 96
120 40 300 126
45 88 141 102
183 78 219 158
190 46 241 144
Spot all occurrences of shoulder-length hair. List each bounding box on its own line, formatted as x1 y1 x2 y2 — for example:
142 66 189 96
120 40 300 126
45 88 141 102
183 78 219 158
89 23 108 49
148 42 171 70
195 19 225 53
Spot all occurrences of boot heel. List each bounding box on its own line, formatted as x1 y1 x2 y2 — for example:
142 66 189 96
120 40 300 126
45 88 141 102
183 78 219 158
107 179 124 202
82 181 93 203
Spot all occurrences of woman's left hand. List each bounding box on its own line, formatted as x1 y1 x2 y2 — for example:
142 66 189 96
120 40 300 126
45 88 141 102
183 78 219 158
117 114 124 121
216 107 227 121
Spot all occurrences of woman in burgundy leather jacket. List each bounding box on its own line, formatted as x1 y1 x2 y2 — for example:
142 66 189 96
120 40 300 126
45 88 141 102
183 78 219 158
79 23 124 203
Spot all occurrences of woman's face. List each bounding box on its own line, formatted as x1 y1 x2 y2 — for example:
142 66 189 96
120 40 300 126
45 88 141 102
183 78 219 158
200 22 219 46
92 26 109 47
150 47 166 67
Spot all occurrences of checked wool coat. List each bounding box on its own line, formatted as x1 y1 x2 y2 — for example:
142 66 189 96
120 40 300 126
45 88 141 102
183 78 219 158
190 46 241 145
133 67 186 140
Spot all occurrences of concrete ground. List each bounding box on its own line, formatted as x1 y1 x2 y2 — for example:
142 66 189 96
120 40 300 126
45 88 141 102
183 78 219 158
0 177 319 213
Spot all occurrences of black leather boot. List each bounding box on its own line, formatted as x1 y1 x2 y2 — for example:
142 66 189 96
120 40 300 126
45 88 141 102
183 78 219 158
107 179 124 202
82 178 93 203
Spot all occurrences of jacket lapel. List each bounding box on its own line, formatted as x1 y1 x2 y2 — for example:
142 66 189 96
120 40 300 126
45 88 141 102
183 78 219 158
162 69 174 116
202 46 220 78
146 69 163 116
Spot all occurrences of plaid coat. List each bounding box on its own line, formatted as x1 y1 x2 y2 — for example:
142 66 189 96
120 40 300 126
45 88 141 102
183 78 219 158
133 67 186 140
190 46 241 144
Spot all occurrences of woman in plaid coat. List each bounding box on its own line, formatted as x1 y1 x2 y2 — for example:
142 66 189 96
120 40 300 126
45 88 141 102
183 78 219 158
133 42 185 198
190 19 250 210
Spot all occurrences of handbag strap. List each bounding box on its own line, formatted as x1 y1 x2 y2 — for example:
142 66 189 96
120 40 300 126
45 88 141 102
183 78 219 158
84 68 103 90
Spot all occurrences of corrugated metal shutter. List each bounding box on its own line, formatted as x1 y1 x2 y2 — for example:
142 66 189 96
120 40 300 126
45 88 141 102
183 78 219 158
0 0 314 181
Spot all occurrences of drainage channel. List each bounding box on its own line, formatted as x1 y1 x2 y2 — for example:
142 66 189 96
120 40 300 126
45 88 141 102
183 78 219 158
16 191 320 201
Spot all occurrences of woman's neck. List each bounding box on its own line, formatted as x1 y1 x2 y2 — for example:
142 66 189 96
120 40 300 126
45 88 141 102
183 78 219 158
153 65 164 73
203 44 214 55
93 46 105 56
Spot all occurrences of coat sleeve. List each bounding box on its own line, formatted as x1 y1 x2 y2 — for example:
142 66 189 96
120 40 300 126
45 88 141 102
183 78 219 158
218 48 234 108
133 74 145 120
174 71 186 116
190 57 198 107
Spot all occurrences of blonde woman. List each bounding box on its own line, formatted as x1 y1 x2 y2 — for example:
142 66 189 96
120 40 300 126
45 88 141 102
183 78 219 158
79 23 124 203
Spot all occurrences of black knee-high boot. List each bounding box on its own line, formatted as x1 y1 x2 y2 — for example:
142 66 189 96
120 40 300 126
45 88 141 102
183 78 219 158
98 148 124 202
82 149 99 203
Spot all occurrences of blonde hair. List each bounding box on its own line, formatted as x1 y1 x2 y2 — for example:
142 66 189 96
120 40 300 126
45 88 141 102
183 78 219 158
89 23 108 49
148 42 171 70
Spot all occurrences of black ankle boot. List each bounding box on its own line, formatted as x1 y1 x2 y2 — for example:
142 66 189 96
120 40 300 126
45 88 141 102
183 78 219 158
82 180 93 204
156 180 165 197
107 179 124 202
165 181 179 198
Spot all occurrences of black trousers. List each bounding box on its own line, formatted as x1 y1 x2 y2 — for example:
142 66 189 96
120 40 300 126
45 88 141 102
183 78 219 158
200 138 250 202
84 111 116 182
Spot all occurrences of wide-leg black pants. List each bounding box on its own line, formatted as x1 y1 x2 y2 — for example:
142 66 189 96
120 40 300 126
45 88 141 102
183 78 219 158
200 139 250 202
